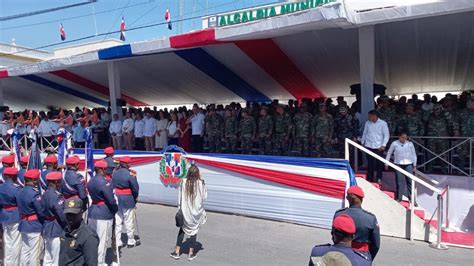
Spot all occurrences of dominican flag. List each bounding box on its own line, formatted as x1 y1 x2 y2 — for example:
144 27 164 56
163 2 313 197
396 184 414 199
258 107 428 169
120 17 126 41
59 23 66 41
165 8 172 30
57 127 72 167
84 127 94 182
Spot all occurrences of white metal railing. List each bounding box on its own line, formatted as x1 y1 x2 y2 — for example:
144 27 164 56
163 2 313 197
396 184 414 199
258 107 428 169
345 138 448 249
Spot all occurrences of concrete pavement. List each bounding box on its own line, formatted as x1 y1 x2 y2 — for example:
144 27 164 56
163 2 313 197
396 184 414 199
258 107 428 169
119 203 473 266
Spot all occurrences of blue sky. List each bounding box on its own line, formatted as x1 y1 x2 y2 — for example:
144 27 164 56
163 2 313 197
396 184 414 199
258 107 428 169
0 0 278 51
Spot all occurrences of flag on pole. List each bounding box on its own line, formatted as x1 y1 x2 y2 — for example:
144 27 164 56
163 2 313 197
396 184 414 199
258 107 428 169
60 23 66 41
165 8 172 30
9 128 21 169
57 127 72 167
120 16 126 41
84 127 94 181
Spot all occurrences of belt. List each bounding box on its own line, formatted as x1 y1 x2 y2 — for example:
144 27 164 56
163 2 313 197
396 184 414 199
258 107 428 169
115 188 132 195
44 216 56 221
3 205 17 211
352 242 370 252
21 214 38 221
64 194 79 200
92 200 105 206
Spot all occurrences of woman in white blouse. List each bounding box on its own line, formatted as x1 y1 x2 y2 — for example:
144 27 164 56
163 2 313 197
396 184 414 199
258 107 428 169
155 111 168 150
385 132 417 203
170 165 207 261
167 112 180 146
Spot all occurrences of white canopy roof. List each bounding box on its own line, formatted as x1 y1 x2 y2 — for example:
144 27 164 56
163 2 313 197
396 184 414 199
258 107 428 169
1 0 473 109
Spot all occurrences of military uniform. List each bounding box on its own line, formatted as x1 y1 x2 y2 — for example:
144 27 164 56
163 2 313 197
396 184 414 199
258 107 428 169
293 111 312 157
40 155 58 193
112 157 139 247
88 160 118 265
312 112 334 158
309 243 370 266
17 170 44 266
426 106 451 173
104 156 117 182
0 168 21 265
257 114 274 155
458 103 474 170
61 157 88 207
59 199 99 266
223 114 238 154
205 112 224 153
334 206 380 260
397 112 424 137
239 114 256 154
334 110 359 157
273 110 292 156
42 171 66 266
17 167 26 188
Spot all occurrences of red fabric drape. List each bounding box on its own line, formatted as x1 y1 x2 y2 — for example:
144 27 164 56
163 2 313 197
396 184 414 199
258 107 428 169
193 158 346 198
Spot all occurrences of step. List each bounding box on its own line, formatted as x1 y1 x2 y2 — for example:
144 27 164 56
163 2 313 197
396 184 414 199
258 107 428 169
414 210 425 219
371 182 381 189
382 190 395 199
355 173 367 180
400 200 411 209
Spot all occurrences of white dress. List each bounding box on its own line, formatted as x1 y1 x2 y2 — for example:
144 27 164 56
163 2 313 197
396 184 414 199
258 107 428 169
179 178 207 236
155 118 168 149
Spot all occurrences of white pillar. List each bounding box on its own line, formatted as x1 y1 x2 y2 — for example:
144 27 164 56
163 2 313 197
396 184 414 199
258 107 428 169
107 62 122 118
358 26 375 126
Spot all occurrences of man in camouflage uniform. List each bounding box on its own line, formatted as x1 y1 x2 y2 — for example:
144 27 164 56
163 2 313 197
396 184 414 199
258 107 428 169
397 103 424 137
257 107 274 155
292 104 312 157
205 105 224 153
334 106 359 157
239 109 256 154
426 104 451 173
223 108 238 154
312 103 334 158
273 105 292 156
457 97 474 172
377 96 396 135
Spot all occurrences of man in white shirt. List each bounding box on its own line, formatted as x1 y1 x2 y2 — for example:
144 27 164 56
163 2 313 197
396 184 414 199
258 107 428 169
187 104 205 153
361 110 390 184
37 115 56 149
143 111 157 151
134 113 145 150
421 94 434 112
109 114 123 150
385 132 417 203
122 112 135 150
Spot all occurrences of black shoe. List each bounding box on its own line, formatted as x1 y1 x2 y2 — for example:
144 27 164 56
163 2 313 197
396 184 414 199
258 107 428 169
170 252 180 260
127 242 140 248
188 253 197 261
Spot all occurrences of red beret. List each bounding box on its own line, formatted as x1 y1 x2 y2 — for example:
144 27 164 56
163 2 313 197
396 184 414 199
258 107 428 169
117 156 131 164
20 156 29 164
66 156 80 165
24 169 40 179
104 147 114 155
333 214 356 234
44 156 58 164
347 186 365 198
3 167 18 176
2 155 15 164
94 160 108 169
46 171 62 181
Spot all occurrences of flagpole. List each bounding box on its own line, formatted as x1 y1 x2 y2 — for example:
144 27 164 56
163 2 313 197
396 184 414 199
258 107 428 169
91 1 98 36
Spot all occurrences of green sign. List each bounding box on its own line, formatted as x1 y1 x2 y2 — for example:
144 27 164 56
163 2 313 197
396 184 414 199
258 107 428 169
218 0 336 27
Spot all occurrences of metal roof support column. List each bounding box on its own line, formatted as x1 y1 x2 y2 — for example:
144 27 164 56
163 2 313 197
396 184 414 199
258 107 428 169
107 61 122 119
358 25 375 126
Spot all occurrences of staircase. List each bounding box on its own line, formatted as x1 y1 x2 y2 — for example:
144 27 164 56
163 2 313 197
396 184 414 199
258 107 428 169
354 174 436 242
355 173 474 247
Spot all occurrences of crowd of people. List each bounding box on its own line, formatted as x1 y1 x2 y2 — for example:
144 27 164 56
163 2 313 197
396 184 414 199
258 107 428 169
0 91 472 172
0 148 140 265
